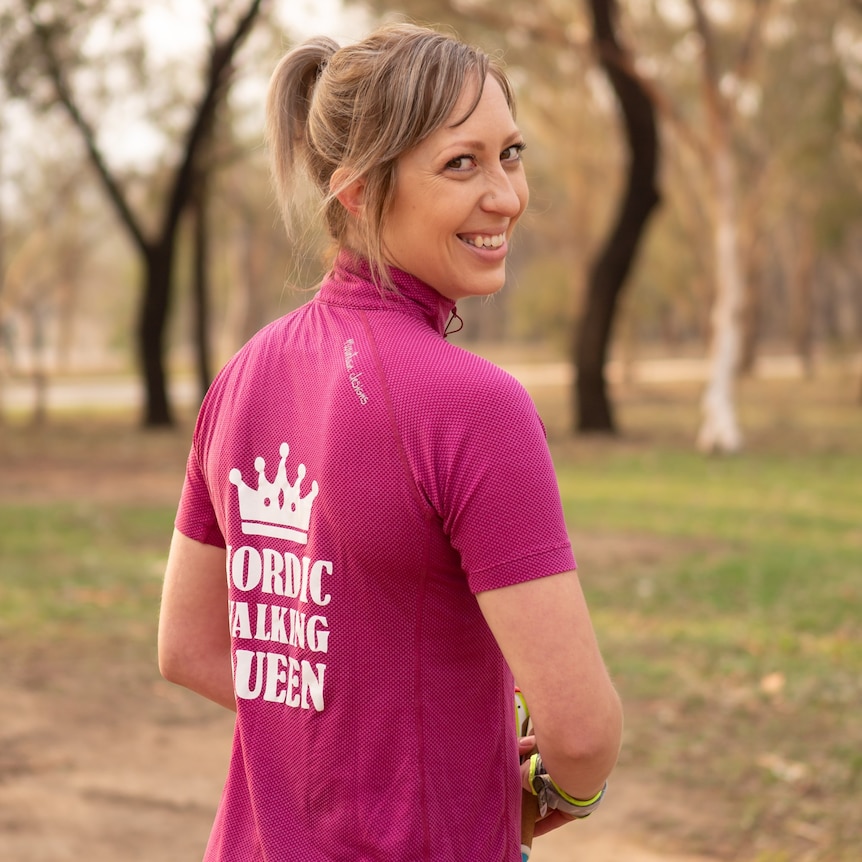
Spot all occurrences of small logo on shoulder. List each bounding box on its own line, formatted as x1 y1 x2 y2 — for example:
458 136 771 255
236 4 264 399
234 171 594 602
343 338 368 405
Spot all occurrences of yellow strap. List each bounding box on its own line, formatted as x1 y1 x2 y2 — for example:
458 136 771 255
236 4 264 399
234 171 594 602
551 779 605 807
529 753 606 806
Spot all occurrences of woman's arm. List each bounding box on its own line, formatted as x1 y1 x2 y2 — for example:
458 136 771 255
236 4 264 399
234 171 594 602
158 529 236 711
476 569 622 801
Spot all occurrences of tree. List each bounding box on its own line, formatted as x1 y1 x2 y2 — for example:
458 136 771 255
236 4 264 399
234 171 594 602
575 0 661 433
627 0 862 417
362 0 660 434
690 0 772 452
2 169 92 425
189 110 217 400
3 0 267 427
625 0 771 452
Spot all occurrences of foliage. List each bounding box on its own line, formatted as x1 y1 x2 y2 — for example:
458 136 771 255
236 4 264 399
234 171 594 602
501 257 572 349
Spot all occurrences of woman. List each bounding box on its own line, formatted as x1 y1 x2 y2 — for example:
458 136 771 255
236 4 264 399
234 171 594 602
159 22 622 861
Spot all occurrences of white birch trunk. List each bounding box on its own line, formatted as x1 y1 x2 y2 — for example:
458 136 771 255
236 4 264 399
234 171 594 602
697 143 744 453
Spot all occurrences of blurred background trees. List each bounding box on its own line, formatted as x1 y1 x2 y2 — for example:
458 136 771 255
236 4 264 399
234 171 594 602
0 0 859 442
2 0 269 426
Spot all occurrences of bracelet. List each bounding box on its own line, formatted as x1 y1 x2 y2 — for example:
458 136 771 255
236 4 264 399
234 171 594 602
528 753 607 819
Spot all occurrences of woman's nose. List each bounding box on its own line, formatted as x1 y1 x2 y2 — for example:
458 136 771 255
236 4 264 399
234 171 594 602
481 169 524 216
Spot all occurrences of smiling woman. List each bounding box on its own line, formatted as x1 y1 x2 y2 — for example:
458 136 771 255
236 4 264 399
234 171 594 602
265 22 528 294
158 21 622 862
376 77 529 301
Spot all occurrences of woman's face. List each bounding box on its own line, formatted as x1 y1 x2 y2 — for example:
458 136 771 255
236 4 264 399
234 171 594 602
380 74 529 302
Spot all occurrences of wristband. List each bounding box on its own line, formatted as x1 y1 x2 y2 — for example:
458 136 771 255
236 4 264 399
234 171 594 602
527 753 607 819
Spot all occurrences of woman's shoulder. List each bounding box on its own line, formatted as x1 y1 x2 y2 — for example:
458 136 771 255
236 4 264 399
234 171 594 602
440 342 524 389
389 337 537 418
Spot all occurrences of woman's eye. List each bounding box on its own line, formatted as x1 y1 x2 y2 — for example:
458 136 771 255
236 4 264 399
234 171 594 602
502 143 526 163
446 155 476 171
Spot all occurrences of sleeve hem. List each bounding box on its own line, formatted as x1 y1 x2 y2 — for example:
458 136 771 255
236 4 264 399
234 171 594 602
174 519 226 550
468 544 577 594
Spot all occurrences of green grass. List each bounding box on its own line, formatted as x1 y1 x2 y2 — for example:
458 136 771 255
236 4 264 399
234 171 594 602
552 445 862 860
0 502 174 643
559 450 862 626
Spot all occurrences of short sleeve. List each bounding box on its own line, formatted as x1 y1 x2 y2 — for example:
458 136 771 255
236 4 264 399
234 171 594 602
174 442 226 548
418 362 576 594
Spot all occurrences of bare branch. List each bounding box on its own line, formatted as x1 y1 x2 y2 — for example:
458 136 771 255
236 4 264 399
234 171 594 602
688 0 721 90
688 0 731 133
28 17 149 254
588 1 707 160
444 0 591 55
162 0 266 244
637 70 709 164
734 0 771 82
448 1 709 169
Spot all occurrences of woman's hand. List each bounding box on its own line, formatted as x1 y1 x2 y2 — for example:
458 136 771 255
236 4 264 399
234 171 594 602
518 735 576 836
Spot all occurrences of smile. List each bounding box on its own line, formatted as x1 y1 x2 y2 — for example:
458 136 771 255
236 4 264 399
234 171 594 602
460 233 505 249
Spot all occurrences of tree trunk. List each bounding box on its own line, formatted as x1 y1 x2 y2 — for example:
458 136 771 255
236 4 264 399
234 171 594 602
738 238 762 377
139 244 174 427
576 0 661 433
29 303 48 427
789 220 815 378
697 143 744 453
687 0 762 453
191 177 213 402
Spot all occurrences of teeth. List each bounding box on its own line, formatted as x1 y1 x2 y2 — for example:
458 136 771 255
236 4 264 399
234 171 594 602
466 233 505 249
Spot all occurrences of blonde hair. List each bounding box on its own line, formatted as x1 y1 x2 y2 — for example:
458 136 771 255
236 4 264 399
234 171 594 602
265 22 516 288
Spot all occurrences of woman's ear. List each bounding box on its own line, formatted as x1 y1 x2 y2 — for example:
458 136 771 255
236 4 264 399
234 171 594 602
331 168 365 217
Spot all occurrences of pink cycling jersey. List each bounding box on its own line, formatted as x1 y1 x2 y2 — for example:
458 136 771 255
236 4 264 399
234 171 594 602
175 251 576 861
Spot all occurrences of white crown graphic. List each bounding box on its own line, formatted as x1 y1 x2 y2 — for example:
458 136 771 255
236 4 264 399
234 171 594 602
229 442 319 544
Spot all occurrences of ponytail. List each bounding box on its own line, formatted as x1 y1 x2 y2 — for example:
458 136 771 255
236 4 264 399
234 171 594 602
265 37 338 238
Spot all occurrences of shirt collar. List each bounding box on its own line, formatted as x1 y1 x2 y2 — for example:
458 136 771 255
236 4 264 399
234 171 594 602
316 250 456 337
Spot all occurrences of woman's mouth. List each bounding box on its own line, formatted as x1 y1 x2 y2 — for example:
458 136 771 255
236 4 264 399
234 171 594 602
459 232 506 249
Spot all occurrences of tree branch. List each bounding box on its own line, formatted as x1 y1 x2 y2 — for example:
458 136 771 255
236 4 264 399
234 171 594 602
451 0 713 187
162 0 266 244
29 18 149 255
688 0 721 91
446 0 592 55
688 0 729 131
734 0 771 83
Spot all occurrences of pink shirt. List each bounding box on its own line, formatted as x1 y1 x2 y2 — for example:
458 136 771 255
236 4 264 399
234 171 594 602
176 252 576 861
